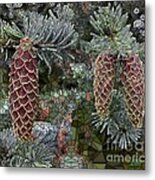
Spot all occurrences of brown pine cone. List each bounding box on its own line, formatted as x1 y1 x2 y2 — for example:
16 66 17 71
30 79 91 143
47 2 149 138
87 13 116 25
9 37 39 140
121 54 145 128
94 53 116 118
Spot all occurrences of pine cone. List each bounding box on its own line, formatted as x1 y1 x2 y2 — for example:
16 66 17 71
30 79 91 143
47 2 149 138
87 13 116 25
121 54 144 128
94 53 116 118
9 37 39 140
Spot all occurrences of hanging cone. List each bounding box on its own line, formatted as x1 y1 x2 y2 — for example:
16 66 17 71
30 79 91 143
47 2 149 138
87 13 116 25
94 53 116 118
121 54 145 128
9 37 39 140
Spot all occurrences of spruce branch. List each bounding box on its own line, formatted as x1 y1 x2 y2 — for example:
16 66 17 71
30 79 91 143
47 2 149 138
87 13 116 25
83 3 144 58
92 90 143 150
17 10 78 71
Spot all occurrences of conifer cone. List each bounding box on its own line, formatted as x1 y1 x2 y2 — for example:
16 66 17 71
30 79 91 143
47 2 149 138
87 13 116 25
94 53 116 118
9 37 39 140
121 55 144 128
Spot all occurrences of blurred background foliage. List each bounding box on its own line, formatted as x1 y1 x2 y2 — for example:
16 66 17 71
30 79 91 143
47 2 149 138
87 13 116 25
0 1 145 169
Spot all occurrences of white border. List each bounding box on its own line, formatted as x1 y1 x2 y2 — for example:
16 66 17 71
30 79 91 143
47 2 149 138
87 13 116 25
0 0 154 179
